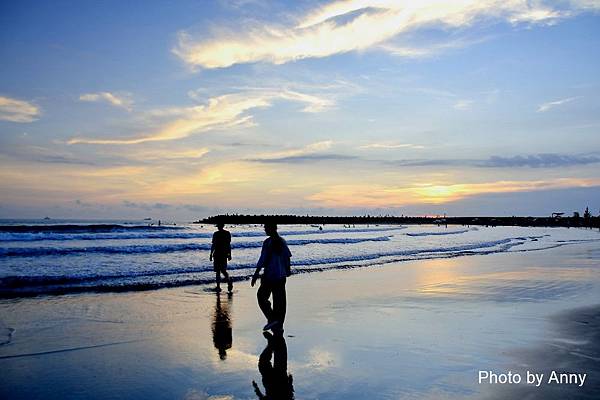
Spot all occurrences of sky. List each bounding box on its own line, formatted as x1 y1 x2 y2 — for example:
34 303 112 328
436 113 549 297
1 0 600 220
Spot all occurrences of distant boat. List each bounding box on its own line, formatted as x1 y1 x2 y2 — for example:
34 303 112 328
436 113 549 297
143 218 152 221
43 216 51 220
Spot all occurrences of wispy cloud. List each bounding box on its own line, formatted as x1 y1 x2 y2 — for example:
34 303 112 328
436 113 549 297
252 153 358 164
379 34 493 59
80 92 133 111
359 142 425 150
537 96 579 112
453 99 473 110
0 95 40 123
173 0 593 69
249 140 342 163
69 90 332 145
481 153 600 168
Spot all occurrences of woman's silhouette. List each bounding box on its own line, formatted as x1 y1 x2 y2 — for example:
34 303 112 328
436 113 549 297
251 223 292 333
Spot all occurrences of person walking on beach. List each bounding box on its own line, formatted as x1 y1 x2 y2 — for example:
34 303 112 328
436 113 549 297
251 223 292 333
210 223 233 293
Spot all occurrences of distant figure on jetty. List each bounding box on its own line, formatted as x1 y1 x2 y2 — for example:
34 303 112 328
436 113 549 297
252 332 294 399
210 223 233 293
212 292 232 360
251 223 292 333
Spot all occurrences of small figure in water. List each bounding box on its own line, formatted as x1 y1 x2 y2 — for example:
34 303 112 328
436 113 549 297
210 223 233 293
251 223 292 333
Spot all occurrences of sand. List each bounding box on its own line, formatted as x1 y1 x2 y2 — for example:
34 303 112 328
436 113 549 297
1 242 599 399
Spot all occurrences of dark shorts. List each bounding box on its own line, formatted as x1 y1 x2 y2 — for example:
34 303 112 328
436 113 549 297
213 255 228 272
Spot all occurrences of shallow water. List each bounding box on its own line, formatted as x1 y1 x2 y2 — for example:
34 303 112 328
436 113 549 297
1 240 599 399
1 221 598 296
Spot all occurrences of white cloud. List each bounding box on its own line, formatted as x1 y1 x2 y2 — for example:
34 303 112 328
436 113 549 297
173 0 596 69
453 99 474 110
69 90 332 145
256 140 334 159
0 95 40 123
80 92 133 111
537 96 580 112
359 142 425 150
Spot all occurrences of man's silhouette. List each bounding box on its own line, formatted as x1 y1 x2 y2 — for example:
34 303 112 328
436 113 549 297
251 223 292 333
252 332 294 399
210 223 233 293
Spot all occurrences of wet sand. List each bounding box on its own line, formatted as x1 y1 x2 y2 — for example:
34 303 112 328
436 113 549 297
1 242 599 399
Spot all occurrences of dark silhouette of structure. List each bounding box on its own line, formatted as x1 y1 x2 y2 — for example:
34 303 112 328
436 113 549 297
199 212 600 229
211 292 232 360
252 332 294 400
210 223 233 293
252 223 292 333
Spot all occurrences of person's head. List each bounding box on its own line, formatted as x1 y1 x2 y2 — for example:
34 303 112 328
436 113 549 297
264 223 278 237
216 223 225 230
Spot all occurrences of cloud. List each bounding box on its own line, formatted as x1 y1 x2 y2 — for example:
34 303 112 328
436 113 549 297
247 140 355 163
481 153 600 168
359 142 425 150
379 33 494 58
278 90 335 112
122 200 173 210
129 148 211 161
453 99 473 110
307 178 600 208
0 145 96 165
69 90 332 145
80 92 134 111
252 153 358 163
537 96 579 112
0 95 40 123
173 0 595 69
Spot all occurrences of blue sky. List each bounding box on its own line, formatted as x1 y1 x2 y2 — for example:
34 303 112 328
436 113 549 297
1 0 599 219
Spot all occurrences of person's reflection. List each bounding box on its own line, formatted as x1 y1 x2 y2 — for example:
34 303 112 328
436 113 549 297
212 292 232 360
252 332 294 399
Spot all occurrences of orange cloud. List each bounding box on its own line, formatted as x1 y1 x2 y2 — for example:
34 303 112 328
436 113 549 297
307 178 600 207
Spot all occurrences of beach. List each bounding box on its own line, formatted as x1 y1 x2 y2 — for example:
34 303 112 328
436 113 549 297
1 233 599 399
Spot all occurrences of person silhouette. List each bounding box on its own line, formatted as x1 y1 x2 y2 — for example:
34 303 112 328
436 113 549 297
251 223 292 333
252 332 294 400
210 223 233 293
211 292 232 360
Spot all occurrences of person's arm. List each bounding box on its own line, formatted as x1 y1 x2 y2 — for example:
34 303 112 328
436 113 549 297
210 234 215 261
227 231 232 260
285 245 292 277
251 240 268 286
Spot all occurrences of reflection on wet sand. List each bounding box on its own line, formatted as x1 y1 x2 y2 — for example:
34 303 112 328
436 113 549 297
212 293 232 360
253 332 294 399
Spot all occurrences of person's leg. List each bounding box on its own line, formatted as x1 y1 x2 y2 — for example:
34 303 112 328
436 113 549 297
221 268 233 291
272 279 287 327
257 280 274 322
215 268 221 291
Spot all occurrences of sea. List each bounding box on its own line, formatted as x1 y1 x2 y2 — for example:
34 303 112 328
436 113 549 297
1 219 599 297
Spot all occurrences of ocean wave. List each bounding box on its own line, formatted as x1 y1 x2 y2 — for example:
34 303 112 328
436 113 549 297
406 228 476 237
0 235 392 257
0 224 183 234
0 226 406 242
0 236 530 297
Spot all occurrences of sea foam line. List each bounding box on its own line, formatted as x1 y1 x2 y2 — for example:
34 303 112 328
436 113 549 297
0 235 392 257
